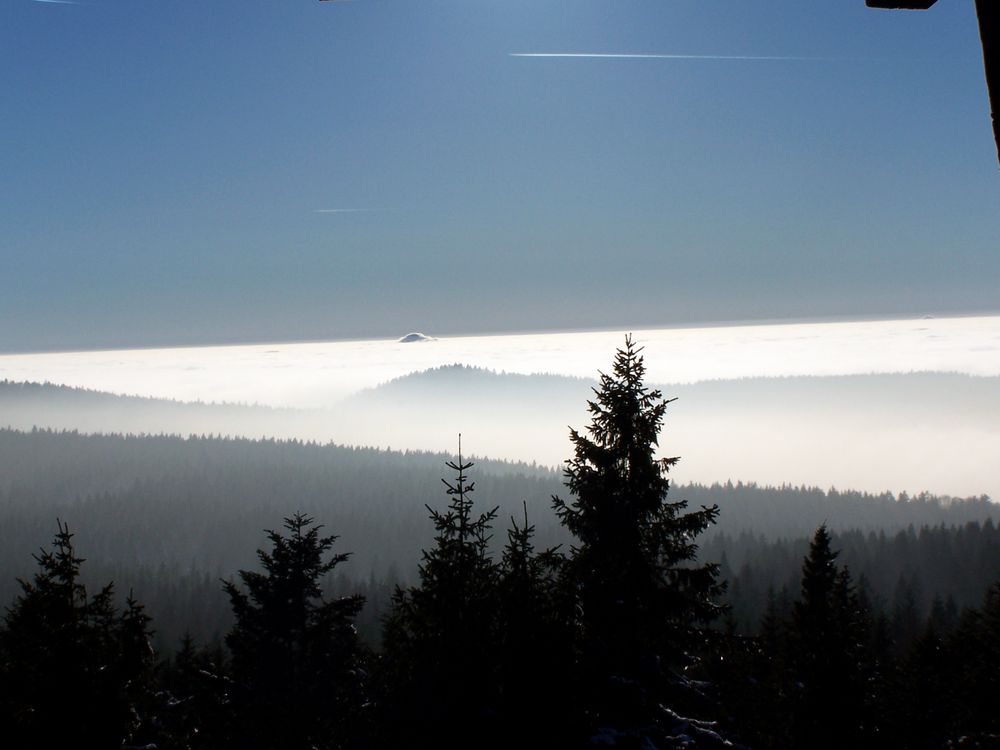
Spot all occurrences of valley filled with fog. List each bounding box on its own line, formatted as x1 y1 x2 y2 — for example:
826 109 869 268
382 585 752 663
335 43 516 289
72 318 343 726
3 315 999 499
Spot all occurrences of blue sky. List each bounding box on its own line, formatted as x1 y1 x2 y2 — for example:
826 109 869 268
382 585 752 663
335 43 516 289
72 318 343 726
2 0 998 351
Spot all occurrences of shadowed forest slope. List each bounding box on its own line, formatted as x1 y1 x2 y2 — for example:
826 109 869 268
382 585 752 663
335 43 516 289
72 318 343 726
0 427 994 649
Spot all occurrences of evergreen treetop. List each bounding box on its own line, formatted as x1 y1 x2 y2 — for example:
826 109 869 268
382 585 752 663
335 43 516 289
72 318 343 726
384 438 500 665
553 335 724 671
0 520 154 749
378 440 503 749
223 513 365 750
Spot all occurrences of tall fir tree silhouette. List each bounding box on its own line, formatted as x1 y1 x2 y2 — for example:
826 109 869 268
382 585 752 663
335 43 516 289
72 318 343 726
380 437 501 750
223 513 365 750
789 525 874 749
552 336 724 741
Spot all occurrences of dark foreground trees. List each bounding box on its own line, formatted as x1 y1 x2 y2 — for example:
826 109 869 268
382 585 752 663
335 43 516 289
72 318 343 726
379 445 503 748
223 513 366 750
788 525 875 748
378 444 574 749
380 337 727 748
720 526 884 749
0 520 154 750
717 523 1000 750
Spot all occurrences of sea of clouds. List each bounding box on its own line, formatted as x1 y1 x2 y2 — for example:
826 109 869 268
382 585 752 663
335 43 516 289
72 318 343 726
2 315 998 408
2 315 999 500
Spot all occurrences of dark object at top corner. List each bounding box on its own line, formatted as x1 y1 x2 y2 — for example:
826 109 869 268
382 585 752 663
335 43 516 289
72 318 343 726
865 1 938 8
867 0 999 169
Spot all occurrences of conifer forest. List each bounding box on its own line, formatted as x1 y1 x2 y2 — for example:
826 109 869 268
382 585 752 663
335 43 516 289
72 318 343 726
1 339 998 749
7 0 1000 747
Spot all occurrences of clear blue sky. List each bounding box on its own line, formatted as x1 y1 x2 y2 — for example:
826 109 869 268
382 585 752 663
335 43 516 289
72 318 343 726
2 0 998 352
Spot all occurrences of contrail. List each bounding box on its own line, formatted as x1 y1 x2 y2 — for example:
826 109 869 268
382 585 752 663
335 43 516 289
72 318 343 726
30 0 83 5
510 53 839 61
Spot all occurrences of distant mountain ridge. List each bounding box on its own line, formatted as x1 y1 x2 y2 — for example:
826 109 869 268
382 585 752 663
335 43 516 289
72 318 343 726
351 364 594 404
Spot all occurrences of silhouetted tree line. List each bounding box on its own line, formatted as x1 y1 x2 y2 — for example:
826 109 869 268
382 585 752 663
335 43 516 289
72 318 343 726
710 525 1000 749
709 520 1000 645
1 341 998 748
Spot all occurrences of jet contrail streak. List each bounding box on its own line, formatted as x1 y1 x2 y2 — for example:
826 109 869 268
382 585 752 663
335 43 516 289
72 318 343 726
510 53 838 61
31 0 83 5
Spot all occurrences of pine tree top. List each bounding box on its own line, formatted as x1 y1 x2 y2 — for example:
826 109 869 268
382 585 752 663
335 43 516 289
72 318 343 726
419 437 500 582
551 336 724 666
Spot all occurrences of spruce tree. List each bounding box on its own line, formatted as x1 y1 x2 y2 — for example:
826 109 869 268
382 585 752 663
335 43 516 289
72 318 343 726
379 440 501 749
948 580 1000 742
151 632 231 750
552 336 724 739
0 520 154 750
223 513 365 750
789 526 874 749
495 502 574 744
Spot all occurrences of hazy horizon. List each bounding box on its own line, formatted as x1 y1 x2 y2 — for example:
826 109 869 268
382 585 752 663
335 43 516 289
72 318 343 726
3 313 999 404
3 314 999 501
2 307 999 357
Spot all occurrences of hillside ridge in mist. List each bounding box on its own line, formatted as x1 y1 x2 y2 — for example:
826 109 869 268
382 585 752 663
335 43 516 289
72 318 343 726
4 369 1000 499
